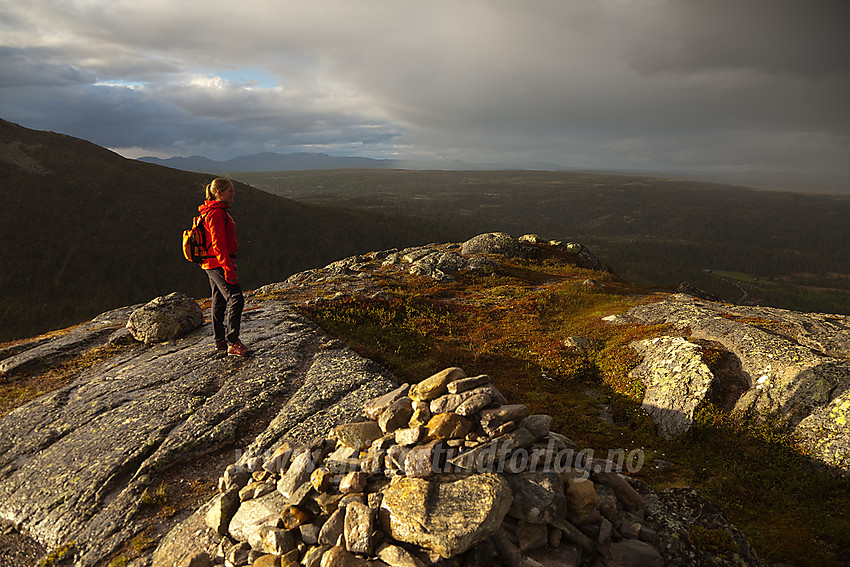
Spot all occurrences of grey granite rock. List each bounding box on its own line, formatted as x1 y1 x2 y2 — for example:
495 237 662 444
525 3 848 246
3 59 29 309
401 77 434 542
0 297 397 566
380 474 513 558
126 292 204 344
615 294 850 470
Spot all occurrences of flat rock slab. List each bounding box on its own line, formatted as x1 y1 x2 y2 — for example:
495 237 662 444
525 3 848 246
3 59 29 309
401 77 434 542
0 296 396 567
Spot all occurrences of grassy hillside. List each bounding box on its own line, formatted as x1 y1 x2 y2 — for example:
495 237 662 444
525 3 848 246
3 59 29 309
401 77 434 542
0 120 466 342
236 169 850 315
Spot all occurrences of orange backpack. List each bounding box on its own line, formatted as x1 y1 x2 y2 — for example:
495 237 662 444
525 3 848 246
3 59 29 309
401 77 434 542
182 213 213 263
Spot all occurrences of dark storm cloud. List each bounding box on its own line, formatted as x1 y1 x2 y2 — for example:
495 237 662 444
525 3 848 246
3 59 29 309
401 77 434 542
1 0 848 180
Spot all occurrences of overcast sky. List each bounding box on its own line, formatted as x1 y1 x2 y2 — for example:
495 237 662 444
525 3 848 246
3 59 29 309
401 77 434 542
2 0 849 183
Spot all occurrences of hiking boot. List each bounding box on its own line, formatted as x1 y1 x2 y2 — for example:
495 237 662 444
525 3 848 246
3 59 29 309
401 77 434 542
228 340 252 356
215 339 228 351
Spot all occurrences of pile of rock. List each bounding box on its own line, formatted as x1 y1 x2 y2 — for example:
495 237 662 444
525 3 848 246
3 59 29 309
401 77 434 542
191 367 686 567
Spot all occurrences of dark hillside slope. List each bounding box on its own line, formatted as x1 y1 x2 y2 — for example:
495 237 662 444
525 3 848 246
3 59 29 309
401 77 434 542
0 119 463 341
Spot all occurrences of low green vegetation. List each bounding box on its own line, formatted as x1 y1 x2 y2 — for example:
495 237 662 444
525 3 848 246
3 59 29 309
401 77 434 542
37 542 75 567
294 250 850 567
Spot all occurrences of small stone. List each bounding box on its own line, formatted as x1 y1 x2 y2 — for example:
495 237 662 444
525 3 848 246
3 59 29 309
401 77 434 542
517 522 549 552
339 471 368 494
288 480 315 507
300 519 325 546
403 440 440 478
566 478 599 524
314 493 345 515
639 525 660 546
359 453 383 475
449 429 535 473
408 400 431 427
599 517 613 544
592 471 644 510
319 545 367 567
550 518 595 552
379 397 414 433
258 527 298 556
506 472 566 525
245 456 264 473
381 473 513 558
549 526 563 547
279 549 299 567
324 446 360 474
520 415 552 439
281 505 315 529
263 442 293 474
620 518 642 539
425 413 472 440
491 529 525 567
395 426 424 446
225 545 250 567
240 481 275 501
178 551 211 567
311 468 334 493
364 384 411 420
490 421 517 437
277 449 318 499
204 488 240 536
376 543 426 567
455 393 492 416
229 491 288 542
339 492 367 508
302 545 331 567
318 508 346 546
126 292 204 343
409 367 467 401
344 501 375 554
334 422 384 451
479 404 530 434
224 464 252 491
465 383 507 405
429 393 464 415
464 537 499 567
447 374 491 394
367 491 384 510
386 444 410 472
252 470 273 483
546 431 577 450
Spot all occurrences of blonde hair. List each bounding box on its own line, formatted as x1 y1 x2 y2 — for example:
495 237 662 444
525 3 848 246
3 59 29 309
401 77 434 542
205 177 233 200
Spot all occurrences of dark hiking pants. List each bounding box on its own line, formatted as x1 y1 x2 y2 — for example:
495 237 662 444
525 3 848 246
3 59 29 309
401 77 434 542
205 267 244 344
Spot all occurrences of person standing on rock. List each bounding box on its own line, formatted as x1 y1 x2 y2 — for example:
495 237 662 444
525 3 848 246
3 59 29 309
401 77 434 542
198 177 251 356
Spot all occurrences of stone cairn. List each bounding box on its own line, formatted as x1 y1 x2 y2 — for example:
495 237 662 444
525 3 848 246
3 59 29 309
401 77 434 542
200 368 664 567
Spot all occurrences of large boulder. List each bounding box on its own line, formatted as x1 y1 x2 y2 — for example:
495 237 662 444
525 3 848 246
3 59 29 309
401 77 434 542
126 292 204 344
461 232 524 258
380 473 513 558
611 293 850 471
629 336 717 439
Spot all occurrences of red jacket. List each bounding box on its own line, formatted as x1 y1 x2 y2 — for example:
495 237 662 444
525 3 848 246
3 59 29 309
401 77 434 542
198 200 239 283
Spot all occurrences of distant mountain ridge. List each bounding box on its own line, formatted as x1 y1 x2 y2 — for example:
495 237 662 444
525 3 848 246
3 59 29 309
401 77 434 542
137 152 398 173
137 152 568 173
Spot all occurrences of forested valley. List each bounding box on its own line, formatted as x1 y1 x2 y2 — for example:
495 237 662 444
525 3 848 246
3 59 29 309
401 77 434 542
235 169 850 315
